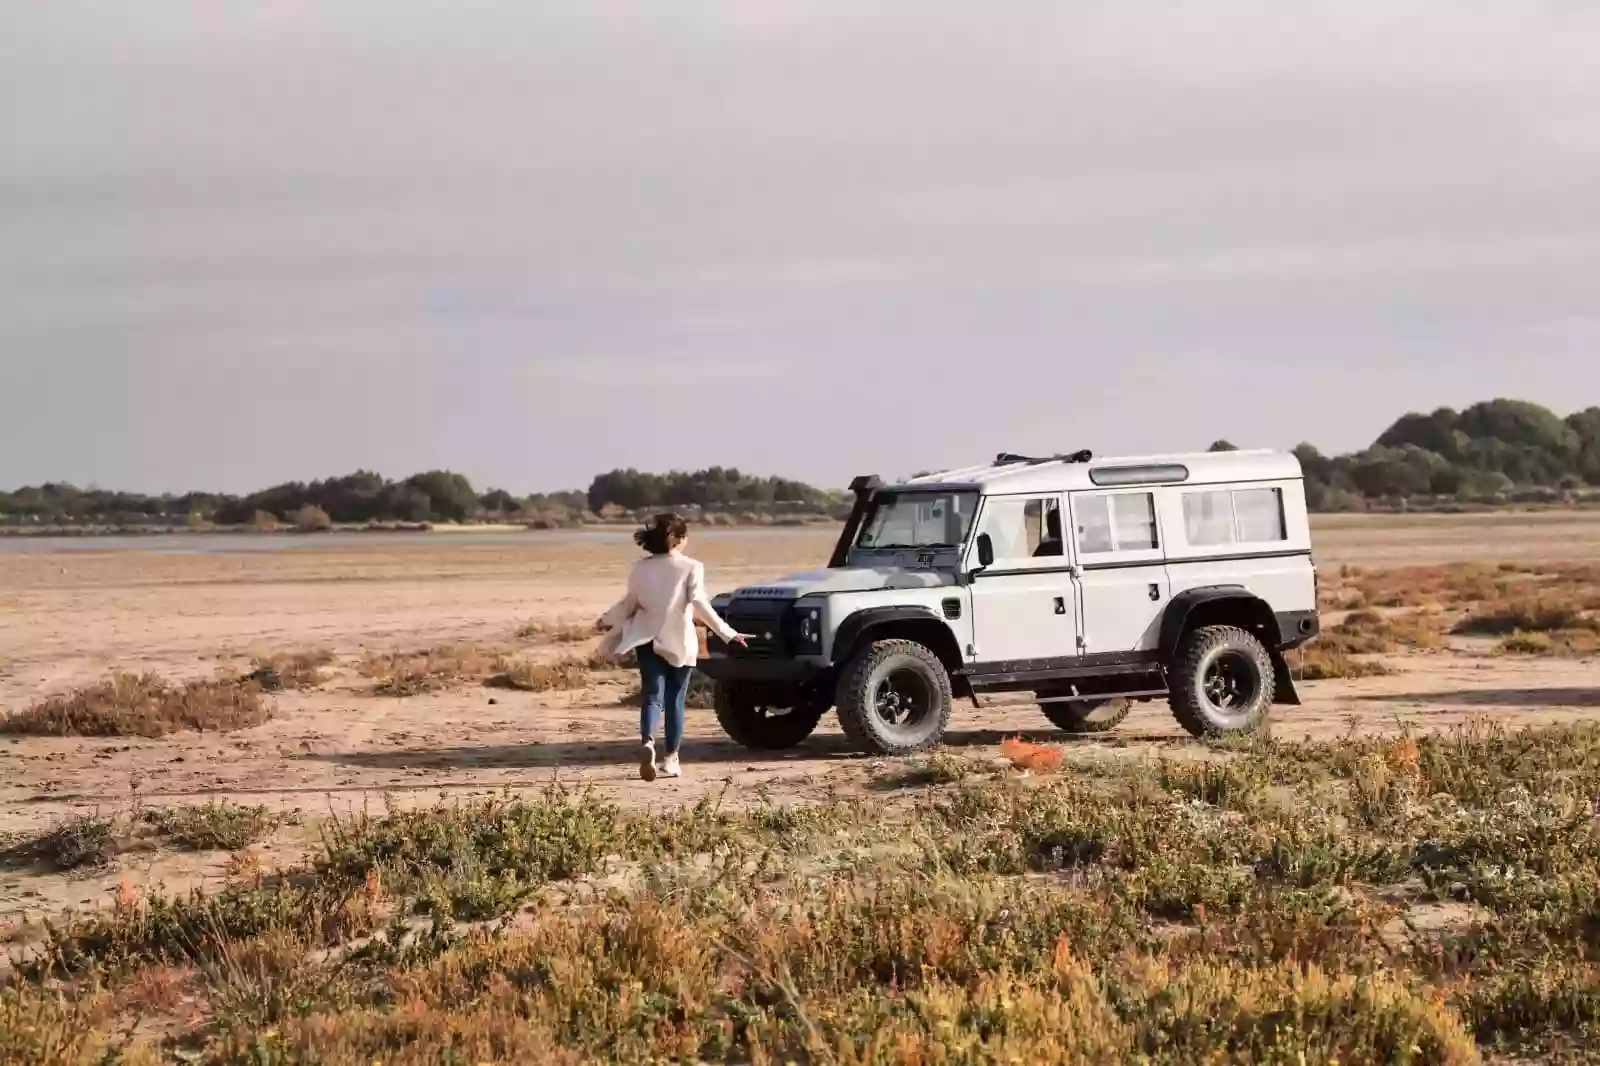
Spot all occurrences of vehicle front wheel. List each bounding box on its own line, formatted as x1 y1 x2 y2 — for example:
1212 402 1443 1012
1039 697 1131 734
713 682 826 750
835 639 953 756
1168 625 1275 738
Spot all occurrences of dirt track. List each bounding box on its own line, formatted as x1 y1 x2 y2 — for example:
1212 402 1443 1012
2 513 1599 919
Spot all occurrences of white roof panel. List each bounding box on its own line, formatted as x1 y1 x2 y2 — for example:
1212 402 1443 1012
898 449 1301 496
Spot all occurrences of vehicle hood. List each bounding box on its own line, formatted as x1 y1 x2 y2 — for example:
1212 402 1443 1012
727 567 954 599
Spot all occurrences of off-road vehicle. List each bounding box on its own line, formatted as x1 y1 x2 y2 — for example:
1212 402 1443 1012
698 449 1320 755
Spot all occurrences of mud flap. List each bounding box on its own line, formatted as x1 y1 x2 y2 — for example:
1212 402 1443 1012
1270 650 1301 706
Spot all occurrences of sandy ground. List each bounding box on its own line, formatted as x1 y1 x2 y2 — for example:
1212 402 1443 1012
2 512 1600 923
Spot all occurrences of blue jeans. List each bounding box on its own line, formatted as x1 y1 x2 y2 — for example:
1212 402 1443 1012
637 644 691 755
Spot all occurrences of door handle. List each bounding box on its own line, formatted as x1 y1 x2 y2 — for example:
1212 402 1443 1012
1148 584 1161 601
1053 596 1067 615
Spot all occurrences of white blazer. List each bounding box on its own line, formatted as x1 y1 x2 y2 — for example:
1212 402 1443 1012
597 551 739 668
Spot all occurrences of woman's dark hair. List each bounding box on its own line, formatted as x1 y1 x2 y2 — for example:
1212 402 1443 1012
634 513 689 555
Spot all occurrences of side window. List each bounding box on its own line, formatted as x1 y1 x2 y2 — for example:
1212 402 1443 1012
1181 486 1289 547
1075 492 1157 554
976 497 1063 562
1182 491 1235 547
1111 493 1158 550
1234 488 1286 542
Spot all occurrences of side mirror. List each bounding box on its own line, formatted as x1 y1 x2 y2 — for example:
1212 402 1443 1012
975 533 994 569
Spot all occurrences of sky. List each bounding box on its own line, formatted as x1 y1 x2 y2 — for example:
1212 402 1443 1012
3 1 1598 495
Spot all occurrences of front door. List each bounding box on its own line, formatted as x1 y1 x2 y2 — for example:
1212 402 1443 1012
967 494 1080 665
1068 488 1170 654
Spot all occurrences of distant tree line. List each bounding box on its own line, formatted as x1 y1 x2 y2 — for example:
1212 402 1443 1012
1293 399 1600 510
4 398 1599 528
0 471 591 529
584 467 838 513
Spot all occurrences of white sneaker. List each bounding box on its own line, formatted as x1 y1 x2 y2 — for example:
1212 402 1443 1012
659 752 682 778
638 740 657 782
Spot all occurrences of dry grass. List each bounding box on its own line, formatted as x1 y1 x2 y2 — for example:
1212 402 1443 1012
246 649 336 690
1315 609 1447 655
361 641 634 696
484 655 595 693
1291 646 1397 681
17 724 1600 1062
359 643 500 696
1493 629 1600 658
0 673 271 738
1453 598 1600 637
1309 562 1600 670
513 620 594 645
1327 562 1600 614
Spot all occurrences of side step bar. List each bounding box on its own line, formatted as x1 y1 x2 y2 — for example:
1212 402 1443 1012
1035 688 1168 704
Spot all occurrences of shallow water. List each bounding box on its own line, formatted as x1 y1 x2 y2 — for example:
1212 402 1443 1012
0 526 837 557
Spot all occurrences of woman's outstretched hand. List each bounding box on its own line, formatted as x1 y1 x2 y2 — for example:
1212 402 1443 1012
594 618 611 633
729 633 750 646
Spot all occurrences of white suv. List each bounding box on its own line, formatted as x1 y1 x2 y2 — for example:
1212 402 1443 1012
699 449 1320 756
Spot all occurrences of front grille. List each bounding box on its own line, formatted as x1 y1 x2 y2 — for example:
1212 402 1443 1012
722 597 794 658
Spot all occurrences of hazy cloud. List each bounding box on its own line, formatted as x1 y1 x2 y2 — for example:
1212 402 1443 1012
3 1 1597 492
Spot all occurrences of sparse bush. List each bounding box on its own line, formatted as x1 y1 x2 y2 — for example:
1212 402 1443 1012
143 803 282 851
1292 647 1396 680
1453 598 1600 637
1327 608 1447 651
1493 629 1600 657
1 814 118 872
247 650 335 690
360 643 497 696
875 750 977 789
19 722 1600 1060
290 504 333 532
0 673 271 737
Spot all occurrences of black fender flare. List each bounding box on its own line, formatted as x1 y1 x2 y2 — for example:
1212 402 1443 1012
831 606 961 669
1158 586 1300 706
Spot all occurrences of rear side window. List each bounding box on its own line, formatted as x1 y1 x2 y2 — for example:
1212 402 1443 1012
1234 488 1287 542
1181 486 1287 547
1182 491 1235 546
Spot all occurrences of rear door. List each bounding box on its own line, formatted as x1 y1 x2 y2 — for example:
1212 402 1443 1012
1067 489 1170 655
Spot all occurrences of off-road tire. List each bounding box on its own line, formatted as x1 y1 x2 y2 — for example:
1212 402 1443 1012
713 682 826 751
1168 625 1275 738
1040 698 1132 734
835 639 953 756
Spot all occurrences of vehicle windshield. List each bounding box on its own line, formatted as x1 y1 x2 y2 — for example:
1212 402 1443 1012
855 490 979 551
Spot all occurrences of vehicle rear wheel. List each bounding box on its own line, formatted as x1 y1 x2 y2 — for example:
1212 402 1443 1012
1039 697 1131 734
713 683 825 750
1168 625 1275 738
835 639 952 756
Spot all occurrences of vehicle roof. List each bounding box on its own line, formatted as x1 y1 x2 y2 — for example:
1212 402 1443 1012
897 449 1302 496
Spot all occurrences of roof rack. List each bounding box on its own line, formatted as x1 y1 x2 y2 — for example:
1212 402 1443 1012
993 449 1093 467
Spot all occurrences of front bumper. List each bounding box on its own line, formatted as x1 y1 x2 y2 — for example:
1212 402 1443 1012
696 652 828 684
